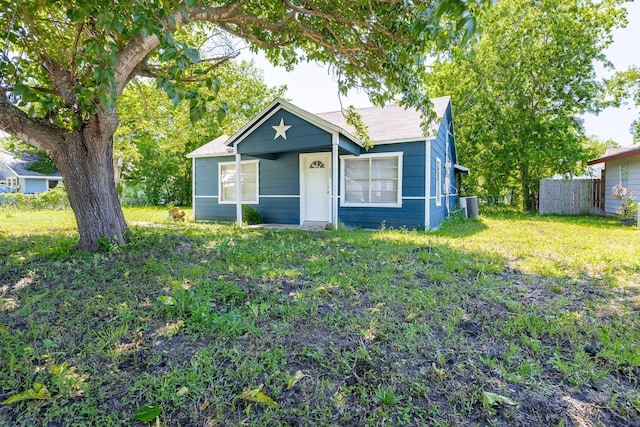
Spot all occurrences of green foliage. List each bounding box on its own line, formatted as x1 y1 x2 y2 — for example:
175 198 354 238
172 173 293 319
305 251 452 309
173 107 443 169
0 0 487 137
0 185 70 210
1 208 640 425
607 66 640 140
115 61 285 206
482 391 517 415
242 204 263 225
0 0 488 250
427 0 627 210
25 158 58 175
616 197 638 221
1 383 51 404
345 106 373 150
133 405 163 422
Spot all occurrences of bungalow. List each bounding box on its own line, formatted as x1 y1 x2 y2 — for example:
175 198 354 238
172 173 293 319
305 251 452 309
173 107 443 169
187 97 468 230
0 149 63 194
587 144 640 216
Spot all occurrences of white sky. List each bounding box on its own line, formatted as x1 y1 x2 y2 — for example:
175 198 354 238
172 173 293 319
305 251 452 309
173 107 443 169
239 1 640 147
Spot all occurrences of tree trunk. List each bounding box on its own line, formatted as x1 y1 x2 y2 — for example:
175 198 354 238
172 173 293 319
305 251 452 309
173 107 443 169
51 117 128 251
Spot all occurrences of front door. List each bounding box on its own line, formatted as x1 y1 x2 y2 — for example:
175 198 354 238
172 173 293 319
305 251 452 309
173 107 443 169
300 153 331 224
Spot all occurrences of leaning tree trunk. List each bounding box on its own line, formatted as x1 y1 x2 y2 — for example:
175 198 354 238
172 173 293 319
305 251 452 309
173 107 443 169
50 112 129 251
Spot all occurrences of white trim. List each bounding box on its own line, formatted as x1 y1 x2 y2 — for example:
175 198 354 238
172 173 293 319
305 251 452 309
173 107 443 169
12 175 62 180
403 196 426 200
425 140 432 229
235 154 242 227
340 152 403 208
191 157 196 220
187 152 235 159
435 157 442 207
194 195 219 199
372 137 428 145
300 152 332 224
217 159 260 204
332 133 339 229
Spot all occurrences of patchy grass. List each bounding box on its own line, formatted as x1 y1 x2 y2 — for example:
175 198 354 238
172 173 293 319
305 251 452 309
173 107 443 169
1 207 639 426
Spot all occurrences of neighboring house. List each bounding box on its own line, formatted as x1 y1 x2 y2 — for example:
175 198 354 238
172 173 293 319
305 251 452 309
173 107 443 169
0 149 63 194
187 97 468 230
587 144 640 216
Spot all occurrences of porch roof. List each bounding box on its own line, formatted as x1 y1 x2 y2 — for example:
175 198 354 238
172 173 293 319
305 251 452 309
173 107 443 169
186 135 233 158
587 144 640 165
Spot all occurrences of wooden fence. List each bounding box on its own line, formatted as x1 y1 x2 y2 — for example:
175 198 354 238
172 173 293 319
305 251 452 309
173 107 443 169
539 179 604 215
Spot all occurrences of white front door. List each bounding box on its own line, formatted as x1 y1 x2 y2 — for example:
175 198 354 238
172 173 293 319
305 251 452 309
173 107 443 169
300 153 331 223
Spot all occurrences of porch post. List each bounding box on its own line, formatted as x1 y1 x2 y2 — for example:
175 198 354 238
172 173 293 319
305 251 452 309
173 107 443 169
332 133 339 229
235 152 242 227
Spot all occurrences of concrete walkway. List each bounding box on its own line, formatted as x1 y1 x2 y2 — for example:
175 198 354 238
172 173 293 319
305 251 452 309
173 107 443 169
246 223 330 231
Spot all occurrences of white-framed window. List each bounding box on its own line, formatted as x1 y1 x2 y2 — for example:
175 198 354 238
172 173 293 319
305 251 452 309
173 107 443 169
621 163 629 188
218 160 259 204
435 157 442 206
6 177 18 189
341 152 402 207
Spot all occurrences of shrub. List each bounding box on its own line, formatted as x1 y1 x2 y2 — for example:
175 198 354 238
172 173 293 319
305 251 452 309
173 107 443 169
0 186 70 210
617 197 638 221
242 204 263 225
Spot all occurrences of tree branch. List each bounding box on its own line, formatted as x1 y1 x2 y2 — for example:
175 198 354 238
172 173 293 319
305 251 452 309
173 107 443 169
133 53 239 82
114 1 248 96
39 53 79 108
0 95 66 155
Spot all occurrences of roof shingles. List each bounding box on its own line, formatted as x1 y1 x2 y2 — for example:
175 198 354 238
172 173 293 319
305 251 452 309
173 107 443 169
187 96 451 157
0 149 62 178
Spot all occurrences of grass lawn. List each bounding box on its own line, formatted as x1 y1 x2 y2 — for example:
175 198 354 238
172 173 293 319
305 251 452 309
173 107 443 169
1 207 639 426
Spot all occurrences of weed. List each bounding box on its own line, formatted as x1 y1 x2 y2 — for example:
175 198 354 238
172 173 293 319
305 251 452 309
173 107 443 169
1 208 639 426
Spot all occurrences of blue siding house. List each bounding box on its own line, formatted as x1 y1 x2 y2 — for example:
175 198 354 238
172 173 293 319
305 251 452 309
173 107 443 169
187 97 468 230
0 149 63 194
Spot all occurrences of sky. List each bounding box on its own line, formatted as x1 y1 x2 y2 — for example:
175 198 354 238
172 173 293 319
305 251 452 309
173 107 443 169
239 1 640 147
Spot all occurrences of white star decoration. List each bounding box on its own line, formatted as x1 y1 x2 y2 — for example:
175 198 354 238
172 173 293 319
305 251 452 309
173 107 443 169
272 118 292 140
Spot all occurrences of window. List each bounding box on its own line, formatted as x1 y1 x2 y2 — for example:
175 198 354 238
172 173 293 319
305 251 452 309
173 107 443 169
219 160 259 203
342 153 402 207
621 163 629 188
48 180 59 190
435 158 442 206
6 177 18 189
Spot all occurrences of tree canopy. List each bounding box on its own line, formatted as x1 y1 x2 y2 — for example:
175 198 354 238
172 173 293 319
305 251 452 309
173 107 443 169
0 0 484 250
607 66 640 140
426 0 627 210
115 60 286 205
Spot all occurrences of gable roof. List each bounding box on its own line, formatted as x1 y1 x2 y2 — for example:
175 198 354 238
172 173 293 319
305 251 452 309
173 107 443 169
0 149 62 178
226 98 362 149
186 96 452 158
316 96 450 143
587 144 640 165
